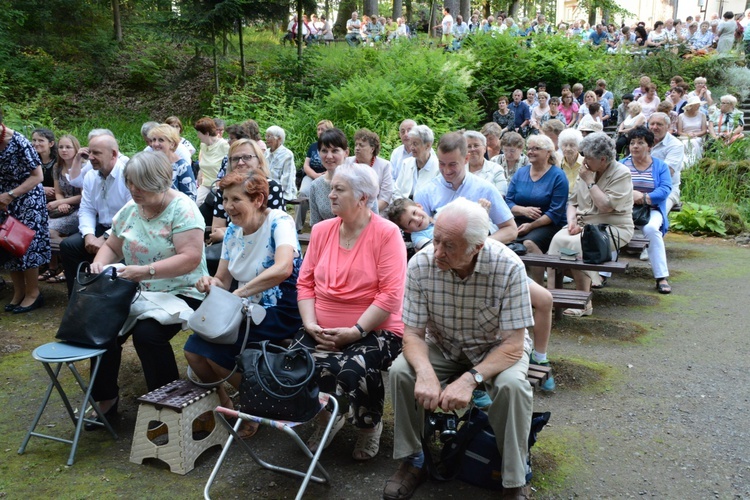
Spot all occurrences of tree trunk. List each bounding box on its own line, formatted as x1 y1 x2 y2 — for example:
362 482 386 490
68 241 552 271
297 1 303 60
212 23 219 96
444 0 459 20
588 8 597 27
364 0 378 17
460 0 471 20
335 0 358 35
482 0 490 19
509 0 520 18
405 0 413 23
238 18 246 87
223 27 228 56
393 0 403 19
112 0 122 42
428 0 437 38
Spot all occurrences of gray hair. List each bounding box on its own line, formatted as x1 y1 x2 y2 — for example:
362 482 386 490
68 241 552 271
123 151 173 194
408 124 435 146
436 198 490 253
332 162 378 204
140 121 160 138
463 130 486 147
650 112 671 126
580 132 616 163
558 128 583 149
88 128 115 141
265 125 286 143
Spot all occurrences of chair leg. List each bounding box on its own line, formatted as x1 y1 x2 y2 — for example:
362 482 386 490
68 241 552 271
66 355 117 465
18 363 62 455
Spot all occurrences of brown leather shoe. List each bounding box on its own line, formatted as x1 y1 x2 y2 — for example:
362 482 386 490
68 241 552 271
382 461 428 500
501 484 531 500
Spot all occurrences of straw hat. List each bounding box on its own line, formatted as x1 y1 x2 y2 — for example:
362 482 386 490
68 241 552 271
684 95 702 109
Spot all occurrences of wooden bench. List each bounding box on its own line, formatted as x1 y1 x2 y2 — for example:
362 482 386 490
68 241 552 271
520 253 628 319
549 289 593 313
528 363 552 390
623 236 649 254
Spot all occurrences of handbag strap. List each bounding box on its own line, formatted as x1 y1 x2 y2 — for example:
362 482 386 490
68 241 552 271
606 225 621 262
187 300 251 389
257 340 316 390
75 261 142 303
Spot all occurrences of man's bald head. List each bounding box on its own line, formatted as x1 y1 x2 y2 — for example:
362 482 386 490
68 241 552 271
88 134 119 175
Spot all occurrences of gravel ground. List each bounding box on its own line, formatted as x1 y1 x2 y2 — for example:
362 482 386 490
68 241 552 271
0 233 748 499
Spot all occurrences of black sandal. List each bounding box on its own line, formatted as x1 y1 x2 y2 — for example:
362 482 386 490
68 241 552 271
38 268 59 281
656 279 672 294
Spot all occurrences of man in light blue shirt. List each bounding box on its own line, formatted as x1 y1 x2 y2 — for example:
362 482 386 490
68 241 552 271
414 132 517 243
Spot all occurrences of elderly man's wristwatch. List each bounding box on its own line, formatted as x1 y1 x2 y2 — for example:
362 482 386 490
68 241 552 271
468 368 483 385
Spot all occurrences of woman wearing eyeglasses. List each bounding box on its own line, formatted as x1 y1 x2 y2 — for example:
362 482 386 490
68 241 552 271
207 139 284 244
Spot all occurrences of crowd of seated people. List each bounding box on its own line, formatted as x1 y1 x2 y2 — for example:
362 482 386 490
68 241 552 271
4 63 747 499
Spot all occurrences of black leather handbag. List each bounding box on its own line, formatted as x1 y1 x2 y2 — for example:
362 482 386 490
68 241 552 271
55 263 139 347
237 340 319 422
632 204 651 227
581 224 619 264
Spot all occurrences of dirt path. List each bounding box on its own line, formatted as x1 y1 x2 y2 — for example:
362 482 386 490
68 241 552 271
0 233 748 499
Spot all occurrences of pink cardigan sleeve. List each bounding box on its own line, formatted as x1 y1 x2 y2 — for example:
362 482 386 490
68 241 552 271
296 219 331 301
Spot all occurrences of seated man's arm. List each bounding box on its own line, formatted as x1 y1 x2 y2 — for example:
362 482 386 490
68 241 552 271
490 217 518 243
402 325 442 411
439 327 525 412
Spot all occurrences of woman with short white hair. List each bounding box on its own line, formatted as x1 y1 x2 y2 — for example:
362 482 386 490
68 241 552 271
463 130 507 195
265 125 297 200
393 125 438 200
558 128 583 195
295 162 406 461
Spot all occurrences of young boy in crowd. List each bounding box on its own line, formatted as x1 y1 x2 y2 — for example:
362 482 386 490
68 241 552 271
386 198 435 250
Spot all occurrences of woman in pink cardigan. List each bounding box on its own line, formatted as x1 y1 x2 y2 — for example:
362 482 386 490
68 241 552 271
295 162 407 461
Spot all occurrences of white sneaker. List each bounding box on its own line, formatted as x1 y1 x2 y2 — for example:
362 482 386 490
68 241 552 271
640 248 649 261
563 276 574 284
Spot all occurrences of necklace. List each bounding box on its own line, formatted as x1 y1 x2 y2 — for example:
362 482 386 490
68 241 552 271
340 213 371 249
139 193 167 221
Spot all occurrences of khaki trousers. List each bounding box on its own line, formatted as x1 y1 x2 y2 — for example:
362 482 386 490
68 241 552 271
389 341 533 488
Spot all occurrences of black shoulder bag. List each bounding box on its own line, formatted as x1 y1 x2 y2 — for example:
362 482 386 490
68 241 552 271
56 263 140 347
581 224 620 264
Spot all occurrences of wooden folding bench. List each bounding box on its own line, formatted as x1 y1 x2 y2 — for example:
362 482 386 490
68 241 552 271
623 236 649 254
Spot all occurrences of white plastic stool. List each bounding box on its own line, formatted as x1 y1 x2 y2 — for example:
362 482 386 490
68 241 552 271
18 342 118 465
129 379 228 474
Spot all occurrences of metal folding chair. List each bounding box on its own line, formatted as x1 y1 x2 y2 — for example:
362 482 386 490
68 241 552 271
18 342 118 465
204 393 339 500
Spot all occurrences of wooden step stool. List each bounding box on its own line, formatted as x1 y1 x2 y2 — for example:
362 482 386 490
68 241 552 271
130 379 228 475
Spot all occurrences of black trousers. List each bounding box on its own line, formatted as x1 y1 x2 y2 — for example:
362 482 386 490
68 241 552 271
59 224 109 297
90 295 202 401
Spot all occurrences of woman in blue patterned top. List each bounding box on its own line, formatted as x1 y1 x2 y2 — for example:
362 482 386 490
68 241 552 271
621 127 673 294
185 170 302 438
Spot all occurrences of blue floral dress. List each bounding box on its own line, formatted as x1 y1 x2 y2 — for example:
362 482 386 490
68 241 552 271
0 132 51 270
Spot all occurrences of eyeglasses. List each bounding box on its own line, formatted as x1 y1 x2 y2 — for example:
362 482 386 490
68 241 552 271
229 154 258 165
527 146 547 152
720 101 731 105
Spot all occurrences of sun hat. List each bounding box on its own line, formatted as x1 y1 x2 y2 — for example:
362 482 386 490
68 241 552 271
684 95 701 108
578 116 604 132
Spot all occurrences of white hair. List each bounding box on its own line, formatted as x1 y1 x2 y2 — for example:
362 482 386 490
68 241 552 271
332 162 379 204
88 128 115 140
265 125 286 143
436 198 490 252
558 128 583 148
463 130 486 147
408 125 435 146
650 112 671 126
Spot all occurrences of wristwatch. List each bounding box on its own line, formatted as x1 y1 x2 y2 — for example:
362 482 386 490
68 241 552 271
354 323 367 338
7 190 17 199
587 182 595 190
148 265 156 278
468 368 483 386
